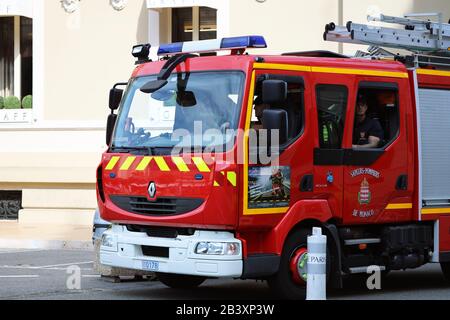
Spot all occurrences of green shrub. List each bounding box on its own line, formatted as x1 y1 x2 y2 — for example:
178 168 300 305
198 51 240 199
0 96 4 109
4 96 21 109
22 95 32 109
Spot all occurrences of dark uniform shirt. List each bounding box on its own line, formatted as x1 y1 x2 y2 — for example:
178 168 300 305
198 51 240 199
353 117 384 146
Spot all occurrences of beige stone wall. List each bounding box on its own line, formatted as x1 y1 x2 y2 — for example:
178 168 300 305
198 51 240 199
0 128 103 225
229 0 340 54
43 0 148 122
229 0 450 55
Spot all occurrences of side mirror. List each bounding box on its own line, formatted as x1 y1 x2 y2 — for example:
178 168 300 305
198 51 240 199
109 88 123 111
262 80 287 105
106 113 117 146
262 109 288 148
176 91 197 107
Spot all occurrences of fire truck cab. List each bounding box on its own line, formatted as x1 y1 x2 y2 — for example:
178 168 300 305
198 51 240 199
97 34 450 299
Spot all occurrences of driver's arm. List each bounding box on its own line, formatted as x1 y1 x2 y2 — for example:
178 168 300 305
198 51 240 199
353 136 380 149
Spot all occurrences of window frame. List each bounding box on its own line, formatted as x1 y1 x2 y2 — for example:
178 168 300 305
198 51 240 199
315 83 349 150
352 81 401 151
171 6 217 43
253 73 306 151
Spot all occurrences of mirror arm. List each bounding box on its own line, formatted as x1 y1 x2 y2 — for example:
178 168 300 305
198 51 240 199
157 54 197 81
113 82 128 89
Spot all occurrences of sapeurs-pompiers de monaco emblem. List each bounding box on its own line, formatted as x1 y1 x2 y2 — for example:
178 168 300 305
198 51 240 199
358 178 371 205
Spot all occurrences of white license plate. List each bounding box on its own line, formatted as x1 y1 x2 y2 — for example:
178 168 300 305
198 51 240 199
142 260 159 271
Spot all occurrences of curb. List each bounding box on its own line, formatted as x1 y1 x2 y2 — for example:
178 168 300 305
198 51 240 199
0 239 94 250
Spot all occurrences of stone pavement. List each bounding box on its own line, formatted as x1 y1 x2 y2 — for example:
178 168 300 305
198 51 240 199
0 221 93 250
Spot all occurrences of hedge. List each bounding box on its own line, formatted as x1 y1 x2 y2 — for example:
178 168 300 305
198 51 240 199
22 95 32 109
3 96 21 109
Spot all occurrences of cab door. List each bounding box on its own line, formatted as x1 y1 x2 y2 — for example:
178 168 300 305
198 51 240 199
342 79 412 224
312 74 353 220
240 68 314 225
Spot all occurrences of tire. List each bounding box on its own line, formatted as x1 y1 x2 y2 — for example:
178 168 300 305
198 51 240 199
267 228 331 300
441 262 450 282
156 273 206 289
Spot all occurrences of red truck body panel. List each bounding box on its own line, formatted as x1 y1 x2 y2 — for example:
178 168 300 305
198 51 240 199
98 53 450 258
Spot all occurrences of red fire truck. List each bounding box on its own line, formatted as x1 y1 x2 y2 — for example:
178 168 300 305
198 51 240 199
98 14 450 299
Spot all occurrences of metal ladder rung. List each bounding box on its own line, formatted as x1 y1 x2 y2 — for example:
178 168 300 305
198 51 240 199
324 12 450 55
371 13 450 35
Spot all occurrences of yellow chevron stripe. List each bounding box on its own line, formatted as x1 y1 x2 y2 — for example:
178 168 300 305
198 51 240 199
153 157 170 172
105 156 120 170
136 157 153 171
192 157 210 172
120 156 136 171
421 207 450 215
172 157 190 172
385 203 413 210
227 171 237 187
214 181 220 187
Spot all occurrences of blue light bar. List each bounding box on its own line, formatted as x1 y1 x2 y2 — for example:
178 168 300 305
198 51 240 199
157 36 267 56
221 36 267 49
157 42 183 56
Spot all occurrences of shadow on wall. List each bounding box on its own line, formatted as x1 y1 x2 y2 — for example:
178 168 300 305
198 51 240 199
136 0 148 44
410 1 450 22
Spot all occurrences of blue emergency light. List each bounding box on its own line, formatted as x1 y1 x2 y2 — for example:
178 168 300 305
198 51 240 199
157 36 267 56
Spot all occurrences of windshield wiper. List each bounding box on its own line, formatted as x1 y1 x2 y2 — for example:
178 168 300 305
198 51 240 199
110 146 154 155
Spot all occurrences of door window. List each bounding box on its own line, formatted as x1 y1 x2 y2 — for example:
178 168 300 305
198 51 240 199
316 85 348 149
251 75 304 141
353 83 399 149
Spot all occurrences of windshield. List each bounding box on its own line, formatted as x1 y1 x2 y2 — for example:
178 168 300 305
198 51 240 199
112 71 245 153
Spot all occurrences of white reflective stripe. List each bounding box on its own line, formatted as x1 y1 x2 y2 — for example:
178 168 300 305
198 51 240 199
182 39 222 53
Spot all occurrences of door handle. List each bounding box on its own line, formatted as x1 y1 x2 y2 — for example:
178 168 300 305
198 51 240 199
396 174 408 190
300 175 314 192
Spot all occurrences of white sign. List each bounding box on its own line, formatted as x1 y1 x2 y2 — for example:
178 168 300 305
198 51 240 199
0 109 33 123
0 0 33 17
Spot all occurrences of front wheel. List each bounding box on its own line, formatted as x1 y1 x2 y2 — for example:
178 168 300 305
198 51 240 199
441 262 450 282
268 229 328 300
156 273 206 289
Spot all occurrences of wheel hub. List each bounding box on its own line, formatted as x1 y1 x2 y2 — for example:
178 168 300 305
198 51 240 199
289 247 308 285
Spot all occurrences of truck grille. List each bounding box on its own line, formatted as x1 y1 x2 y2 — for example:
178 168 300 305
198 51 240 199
110 196 204 216
141 245 169 258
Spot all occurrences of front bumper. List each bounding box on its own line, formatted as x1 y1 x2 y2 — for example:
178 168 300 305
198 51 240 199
100 225 243 278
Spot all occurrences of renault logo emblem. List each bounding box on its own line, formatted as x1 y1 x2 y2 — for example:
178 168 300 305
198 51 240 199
148 182 156 198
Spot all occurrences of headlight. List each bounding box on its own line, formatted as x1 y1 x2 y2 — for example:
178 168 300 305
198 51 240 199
101 234 116 248
195 242 240 256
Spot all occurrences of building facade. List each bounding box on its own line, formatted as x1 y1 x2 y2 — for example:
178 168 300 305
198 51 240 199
1 0 449 227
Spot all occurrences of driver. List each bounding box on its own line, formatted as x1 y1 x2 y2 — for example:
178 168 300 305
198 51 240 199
352 95 384 149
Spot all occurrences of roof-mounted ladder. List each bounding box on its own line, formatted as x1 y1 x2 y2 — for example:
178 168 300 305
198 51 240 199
324 12 450 55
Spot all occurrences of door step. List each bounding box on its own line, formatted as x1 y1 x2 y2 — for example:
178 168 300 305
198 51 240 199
348 266 386 274
344 238 381 246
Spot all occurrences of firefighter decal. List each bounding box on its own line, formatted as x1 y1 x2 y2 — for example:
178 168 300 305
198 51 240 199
358 178 371 205
248 166 291 209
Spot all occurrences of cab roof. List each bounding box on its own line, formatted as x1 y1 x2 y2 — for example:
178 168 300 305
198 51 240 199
132 53 408 78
